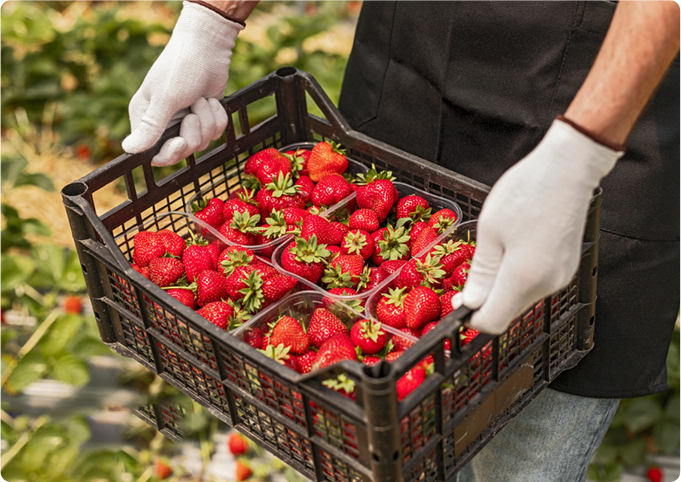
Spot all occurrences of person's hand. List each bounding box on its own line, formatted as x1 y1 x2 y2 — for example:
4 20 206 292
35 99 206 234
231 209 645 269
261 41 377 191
122 1 243 166
452 118 623 334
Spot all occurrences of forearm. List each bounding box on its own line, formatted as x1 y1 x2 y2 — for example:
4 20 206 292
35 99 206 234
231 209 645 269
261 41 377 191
564 1 679 146
202 0 259 22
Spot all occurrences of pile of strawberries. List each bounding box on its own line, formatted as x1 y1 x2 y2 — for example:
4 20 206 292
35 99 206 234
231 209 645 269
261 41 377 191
129 229 298 331
276 165 460 302
191 142 359 256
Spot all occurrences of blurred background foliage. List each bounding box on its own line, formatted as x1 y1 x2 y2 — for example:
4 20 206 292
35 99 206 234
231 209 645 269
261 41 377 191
0 2 677 481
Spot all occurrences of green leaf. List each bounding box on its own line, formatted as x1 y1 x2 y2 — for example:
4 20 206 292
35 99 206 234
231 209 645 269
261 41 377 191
619 438 647 466
71 337 112 357
2 419 19 445
587 463 602 481
45 443 80 478
666 394 679 420
50 353 89 386
624 396 663 434
18 425 65 474
0 156 28 184
14 172 55 191
32 243 66 286
21 217 52 238
0 254 36 292
7 350 48 392
653 419 680 455
593 442 619 465
59 250 86 292
66 415 91 444
602 461 623 481
39 315 83 357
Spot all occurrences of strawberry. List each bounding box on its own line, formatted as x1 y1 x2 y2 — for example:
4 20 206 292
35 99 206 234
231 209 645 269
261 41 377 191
269 316 309 355
236 460 252 481
432 240 468 277
646 467 663 482
257 211 289 247
132 231 166 267
461 328 480 346
63 295 83 314
392 328 418 351
280 236 330 283
403 286 442 330
260 343 299 371
327 245 343 259
192 197 224 229
409 221 430 245
131 263 150 279
244 147 282 176
351 319 387 355
428 208 458 234
386 350 404 363
148 257 185 287
156 460 172 480
331 221 350 241
285 148 311 177
251 261 279 280
311 173 353 206
411 226 439 256
223 198 259 222
256 172 305 218
243 326 266 349
218 211 261 246
283 207 308 225
449 262 470 288
439 290 457 319
397 195 431 223
255 153 292 185
196 270 229 306
341 229 374 260
228 432 248 455
321 373 356 399
348 209 379 232
355 166 398 222
219 248 254 277
183 243 217 283
363 356 381 366
225 266 257 302
421 321 451 350
296 350 317 374
156 229 186 258
397 365 427 401
373 222 411 265
312 333 357 369
197 301 234 329
308 308 348 348
376 287 408 329
229 187 256 200
262 274 297 306
357 266 389 293
165 288 196 309
396 255 446 290
294 174 315 203
307 141 349 182
381 259 408 279
322 254 364 289
299 215 341 246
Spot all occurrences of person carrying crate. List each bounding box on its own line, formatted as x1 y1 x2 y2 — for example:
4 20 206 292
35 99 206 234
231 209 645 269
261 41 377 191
122 1 680 481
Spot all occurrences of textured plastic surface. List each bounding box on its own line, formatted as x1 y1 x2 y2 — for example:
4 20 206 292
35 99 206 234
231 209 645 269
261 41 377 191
63 69 599 482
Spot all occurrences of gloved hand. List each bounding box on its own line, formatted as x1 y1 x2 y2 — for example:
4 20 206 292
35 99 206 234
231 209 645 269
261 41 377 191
452 118 624 334
122 1 243 166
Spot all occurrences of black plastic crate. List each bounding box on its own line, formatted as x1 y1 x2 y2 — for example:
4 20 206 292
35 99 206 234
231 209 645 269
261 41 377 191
62 68 600 482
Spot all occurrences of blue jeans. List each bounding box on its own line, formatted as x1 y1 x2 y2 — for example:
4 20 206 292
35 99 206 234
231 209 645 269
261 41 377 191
455 388 620 482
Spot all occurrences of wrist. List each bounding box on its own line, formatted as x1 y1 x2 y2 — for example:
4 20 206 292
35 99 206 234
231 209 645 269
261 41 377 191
191 0 258 23
556 115 625 152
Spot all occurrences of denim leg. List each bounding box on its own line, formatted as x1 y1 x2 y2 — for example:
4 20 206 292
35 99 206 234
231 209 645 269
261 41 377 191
455 388 620 482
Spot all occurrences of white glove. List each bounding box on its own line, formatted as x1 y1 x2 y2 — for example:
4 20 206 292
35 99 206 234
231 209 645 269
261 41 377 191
122 1 242 166
453 118 623 334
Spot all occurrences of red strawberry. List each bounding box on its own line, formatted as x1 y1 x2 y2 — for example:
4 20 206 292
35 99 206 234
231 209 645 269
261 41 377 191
243 326 266 349
156 460 172 480
183 244 217 283
397 365 427 401
236 460 252 481
646 467 663 482
308 308 349 348
409 221 430 245
270 316 309 355
373 223 411 265
397 195 431 222
223 198 259 222
294 175 315 203
307 141 349 182
283 207 308 225
312 333 357 369
300 215 340 245
192 197 224 229
262 274 297 306
296 350 317 374
280 237 330 284
244 148 282 176
285 148 311 177
341 229 374 260
218 211 260 246
132 231 166 267
432 240 469 277
357 266 389 293
396 255 446 290
461 327 480 346
219 248 254 277
404 287 442 330
327 245 343 259
165 288 196 309
351 319 387 355
197 301 234 329
131 263 150 279
255 154 292 185
251 261 279 280
311 173 353 207
331 222 350 242
256 172 305 218
228 432 248 455
148 257 185 287
439 291 457 319
63 295 83 314
428 208 458 234
349 209 379 232
392 328 418 351
449 262 470 288
386 350 404 363
356 166 398 222
156 229 186 258
196 270 229 306
225 265 256 302
411 226 439 256
322 254 364 289
421 321 451 350
363 356 381 366
381 259 408 279
376 287 408 329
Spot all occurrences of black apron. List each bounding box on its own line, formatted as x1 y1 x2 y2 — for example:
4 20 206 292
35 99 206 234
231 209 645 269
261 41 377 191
339 1 680 398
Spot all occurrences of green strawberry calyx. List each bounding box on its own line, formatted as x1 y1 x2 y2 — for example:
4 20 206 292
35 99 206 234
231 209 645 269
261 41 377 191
355 265 373 292
289 235 331 264
221 250 254 277
190 198 209 214
258 343 291 364
343 230 369 256
433 240 463 257
378 224 411 261
263 210 289 239
409 204 432 223
355 164 396 186
384 287 408 308
283 150 306 177
359 319 385 343
265 172 301 199
415 254 447 288
321 373 355 394
230 211 262 235
322 263 356 289
241 174 261 191
431 211 457 233
238 271 265 314
227 299 252 330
